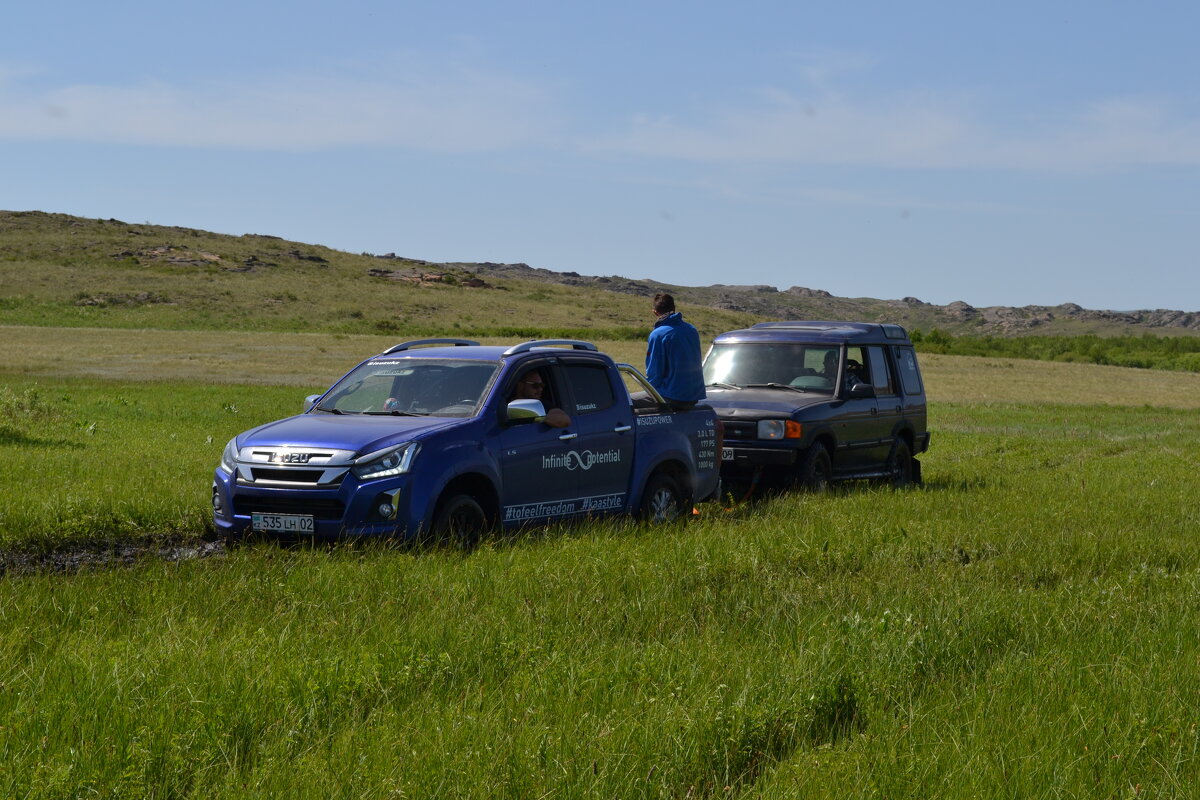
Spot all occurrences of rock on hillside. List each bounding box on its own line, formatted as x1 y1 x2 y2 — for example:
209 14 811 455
450 261 1200 336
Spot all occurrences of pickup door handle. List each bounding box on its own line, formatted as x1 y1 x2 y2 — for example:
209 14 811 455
558 432 579 441
614 425 632 433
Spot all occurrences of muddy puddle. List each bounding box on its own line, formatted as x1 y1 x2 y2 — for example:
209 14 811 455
0 539 228 577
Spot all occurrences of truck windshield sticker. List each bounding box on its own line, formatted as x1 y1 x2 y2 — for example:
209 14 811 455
504 493 625 522
541 449 622 471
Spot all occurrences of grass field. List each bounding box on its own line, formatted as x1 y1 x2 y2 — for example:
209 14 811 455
2 327 1199 797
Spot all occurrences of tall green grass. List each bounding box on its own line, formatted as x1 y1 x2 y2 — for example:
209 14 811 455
914 329 1200 373
2 366 1200 795
0 377 313 548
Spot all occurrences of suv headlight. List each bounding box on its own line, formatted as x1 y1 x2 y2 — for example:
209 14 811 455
757 420 802 440
219 438 239 473
352 442 420 480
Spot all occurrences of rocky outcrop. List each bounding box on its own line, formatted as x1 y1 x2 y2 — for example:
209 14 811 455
450 261 1200 335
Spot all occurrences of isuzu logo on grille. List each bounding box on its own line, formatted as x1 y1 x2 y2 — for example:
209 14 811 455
270 452 313 464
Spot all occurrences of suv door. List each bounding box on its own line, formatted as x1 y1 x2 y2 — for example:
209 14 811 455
893 346 928 445
832 345 881 471
556 360 636 515
865 345 902 465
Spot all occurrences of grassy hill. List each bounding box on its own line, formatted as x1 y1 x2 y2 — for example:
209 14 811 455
4 209 1198 339
0 211 756 340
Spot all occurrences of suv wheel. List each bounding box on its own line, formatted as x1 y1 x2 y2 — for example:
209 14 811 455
797 444 832 492
888 439 916 488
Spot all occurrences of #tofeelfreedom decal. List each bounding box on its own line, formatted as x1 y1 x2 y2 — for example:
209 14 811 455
503 493 625 522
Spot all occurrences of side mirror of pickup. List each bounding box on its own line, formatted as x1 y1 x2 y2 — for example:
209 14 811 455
847 383 876 399
507 398 547 423
304 394 322 412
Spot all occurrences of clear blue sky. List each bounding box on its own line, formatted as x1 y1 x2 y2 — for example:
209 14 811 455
4 1 1199 311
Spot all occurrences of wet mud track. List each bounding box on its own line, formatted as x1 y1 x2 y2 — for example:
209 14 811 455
0 539 227 577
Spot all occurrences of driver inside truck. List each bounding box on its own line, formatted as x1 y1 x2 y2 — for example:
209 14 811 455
510 369 571 428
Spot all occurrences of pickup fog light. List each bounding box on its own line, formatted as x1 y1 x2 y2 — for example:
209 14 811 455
212 488 224 514
378 503 396 520
352 442 420 480
757 420 803 440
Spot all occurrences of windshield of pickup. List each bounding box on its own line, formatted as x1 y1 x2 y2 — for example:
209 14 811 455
703 343 840 394
315 359 500 416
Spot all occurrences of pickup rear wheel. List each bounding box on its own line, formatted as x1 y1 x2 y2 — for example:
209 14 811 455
640 472 687 523
431 493 487 550
797 444 832 492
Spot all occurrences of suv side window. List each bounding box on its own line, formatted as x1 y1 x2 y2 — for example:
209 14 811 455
895 347 924 395
866 346 896 396
562 363 615 415
845 346 868 386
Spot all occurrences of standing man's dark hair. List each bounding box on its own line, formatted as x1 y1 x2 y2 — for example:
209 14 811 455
645 293 705 411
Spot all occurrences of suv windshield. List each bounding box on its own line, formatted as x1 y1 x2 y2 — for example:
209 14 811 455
703 343 839 395
316 359 499 417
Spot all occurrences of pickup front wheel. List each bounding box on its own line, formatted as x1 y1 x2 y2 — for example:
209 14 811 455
431 493 487 550
640 472 687 523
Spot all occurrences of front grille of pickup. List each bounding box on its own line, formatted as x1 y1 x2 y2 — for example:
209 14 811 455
234 497 346 520
721 421 757 441
250 468 328 484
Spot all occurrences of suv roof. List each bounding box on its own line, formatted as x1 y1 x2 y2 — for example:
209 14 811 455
713 320 912 346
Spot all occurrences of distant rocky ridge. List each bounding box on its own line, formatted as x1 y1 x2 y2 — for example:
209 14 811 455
447 261 1200 336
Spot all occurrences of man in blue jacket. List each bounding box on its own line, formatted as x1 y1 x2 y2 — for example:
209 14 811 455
646 292 706 411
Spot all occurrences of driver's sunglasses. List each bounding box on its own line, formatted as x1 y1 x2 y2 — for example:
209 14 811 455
522 379 545 389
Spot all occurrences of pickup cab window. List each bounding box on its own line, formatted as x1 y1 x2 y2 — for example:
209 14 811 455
562 363 615 414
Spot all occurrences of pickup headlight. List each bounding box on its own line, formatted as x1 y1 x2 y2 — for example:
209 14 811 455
219 438 238 473
757 420 802 440
352 442 420 480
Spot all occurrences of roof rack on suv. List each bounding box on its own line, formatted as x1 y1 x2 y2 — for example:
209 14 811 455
384 338 481 354
502 339 599 356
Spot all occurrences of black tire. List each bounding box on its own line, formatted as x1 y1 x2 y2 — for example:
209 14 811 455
888 439 915 488
431 493 488 549
797 444 832 492
639 472 687 523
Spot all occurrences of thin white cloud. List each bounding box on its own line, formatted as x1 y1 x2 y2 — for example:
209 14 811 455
590 91 1200 171
0 69 558 152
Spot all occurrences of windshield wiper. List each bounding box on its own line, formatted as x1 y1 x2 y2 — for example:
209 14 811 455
744 383 808 394
363 409 427 416
314 404 344 414
707 382 742 390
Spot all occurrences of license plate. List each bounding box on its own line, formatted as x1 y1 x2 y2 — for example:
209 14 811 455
722 447 734 461
251 513 315 534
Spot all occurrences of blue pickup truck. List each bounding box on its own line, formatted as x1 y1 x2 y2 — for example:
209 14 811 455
703 321 931 490
212 338 720 545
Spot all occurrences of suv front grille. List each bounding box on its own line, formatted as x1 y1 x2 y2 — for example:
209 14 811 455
721 421 757 441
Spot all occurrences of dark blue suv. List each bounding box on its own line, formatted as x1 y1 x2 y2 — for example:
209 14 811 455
702 321 930 490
